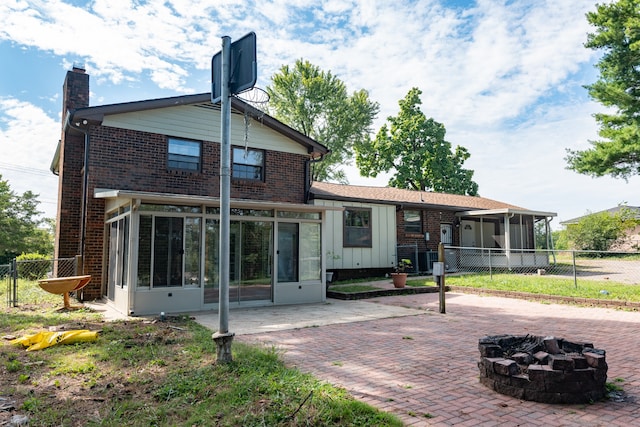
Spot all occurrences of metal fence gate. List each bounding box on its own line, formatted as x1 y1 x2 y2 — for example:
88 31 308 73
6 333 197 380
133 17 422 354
4 257 79 307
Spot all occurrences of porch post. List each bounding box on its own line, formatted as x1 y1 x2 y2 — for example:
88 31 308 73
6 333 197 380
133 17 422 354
504 213 511 269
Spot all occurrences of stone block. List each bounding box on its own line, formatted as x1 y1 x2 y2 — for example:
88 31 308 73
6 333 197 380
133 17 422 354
543 337 561 354
478 360 493 377
545 379 587 394
526 364 550 382
562 340 593 353
569 368 596 382
494 359 519 376
494 381 525 399
570 355 588 369
583 352 607 369
480 357 502 372
509 374 532 389
593 367 608 384
549 355 575 372
512 352 532 365
480 344 503 358
527 364 564 384
533 351 549 364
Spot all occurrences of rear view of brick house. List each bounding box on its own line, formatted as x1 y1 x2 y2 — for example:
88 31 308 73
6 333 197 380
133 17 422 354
51 67 330 316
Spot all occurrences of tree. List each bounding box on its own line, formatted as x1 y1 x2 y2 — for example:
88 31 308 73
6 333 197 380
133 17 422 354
565 0 640 179
552 229 570 250
266 59 379 183
564 206 639 251
355 87 479 195
0 174 53 264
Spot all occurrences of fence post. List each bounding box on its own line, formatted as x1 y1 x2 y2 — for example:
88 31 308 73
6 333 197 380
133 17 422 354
572 251 577 289
488 248 493 280
11 258 18 307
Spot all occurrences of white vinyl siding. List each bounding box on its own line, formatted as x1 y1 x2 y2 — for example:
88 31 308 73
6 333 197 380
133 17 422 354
102 104 308 155
313 199 396 270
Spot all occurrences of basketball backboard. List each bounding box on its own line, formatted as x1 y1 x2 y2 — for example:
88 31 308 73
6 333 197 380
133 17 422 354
211 32 257 103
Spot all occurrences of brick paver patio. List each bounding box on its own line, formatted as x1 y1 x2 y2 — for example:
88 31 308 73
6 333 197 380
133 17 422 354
237 292 640 426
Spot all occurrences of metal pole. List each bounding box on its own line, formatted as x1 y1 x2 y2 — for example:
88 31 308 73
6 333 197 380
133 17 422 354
438 242 446 314
219 36 231 335
572 250 577 289
212 35 234 363
12 258 17 307
489 248 493 280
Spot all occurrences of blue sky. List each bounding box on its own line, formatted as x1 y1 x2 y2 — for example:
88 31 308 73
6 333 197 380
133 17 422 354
1 0 638 228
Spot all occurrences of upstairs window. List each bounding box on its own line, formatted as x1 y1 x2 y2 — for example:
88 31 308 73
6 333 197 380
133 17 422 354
233 147 264 180
344 208 372 247
404 210 422 233
168 138 201 171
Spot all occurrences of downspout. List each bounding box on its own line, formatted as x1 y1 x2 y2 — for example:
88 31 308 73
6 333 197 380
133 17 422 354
65 112 90 281
547 217 557 265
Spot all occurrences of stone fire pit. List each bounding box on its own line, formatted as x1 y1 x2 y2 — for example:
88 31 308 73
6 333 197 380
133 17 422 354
478 335 607 404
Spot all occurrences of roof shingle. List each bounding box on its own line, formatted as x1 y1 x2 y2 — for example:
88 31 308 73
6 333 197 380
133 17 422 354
310 182 525 211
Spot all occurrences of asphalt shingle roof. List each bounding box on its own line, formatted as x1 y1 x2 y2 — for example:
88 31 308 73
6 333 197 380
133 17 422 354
310 182 526 211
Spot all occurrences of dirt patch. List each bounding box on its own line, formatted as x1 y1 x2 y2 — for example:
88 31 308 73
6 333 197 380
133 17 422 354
0 316 200 426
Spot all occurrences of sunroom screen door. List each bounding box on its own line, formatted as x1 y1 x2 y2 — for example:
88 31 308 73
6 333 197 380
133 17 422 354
204 220 272 304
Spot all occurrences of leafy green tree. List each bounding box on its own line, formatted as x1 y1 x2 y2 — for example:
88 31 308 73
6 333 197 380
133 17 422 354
356 87 478 195
266 59 379 183
566 0 640 178
552 230 569 250
0 174 53 264
565 206 639 251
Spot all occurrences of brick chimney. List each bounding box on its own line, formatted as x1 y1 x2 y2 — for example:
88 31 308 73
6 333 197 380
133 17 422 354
62 65 89 121
55 65 90 269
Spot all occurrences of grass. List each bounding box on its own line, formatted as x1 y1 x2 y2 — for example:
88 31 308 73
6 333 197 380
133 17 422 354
328 284 383 293
1 280 403 426
406 273 640 302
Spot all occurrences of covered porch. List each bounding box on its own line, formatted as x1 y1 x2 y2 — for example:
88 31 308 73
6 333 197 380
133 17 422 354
451 208 557 270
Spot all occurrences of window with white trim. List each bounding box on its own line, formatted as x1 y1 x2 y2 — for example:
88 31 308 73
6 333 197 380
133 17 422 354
232 147 264 180
168 138 201 171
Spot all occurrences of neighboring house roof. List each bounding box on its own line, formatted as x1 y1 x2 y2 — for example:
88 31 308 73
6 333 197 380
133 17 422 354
310 182 555 216
561 205 640 225
65 93 329 156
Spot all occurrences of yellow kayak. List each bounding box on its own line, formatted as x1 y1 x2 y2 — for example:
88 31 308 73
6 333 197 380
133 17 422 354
11 330 99 351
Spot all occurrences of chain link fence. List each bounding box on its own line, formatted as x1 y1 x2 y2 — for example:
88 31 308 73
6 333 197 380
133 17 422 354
443 246 640 286
4 257 79 307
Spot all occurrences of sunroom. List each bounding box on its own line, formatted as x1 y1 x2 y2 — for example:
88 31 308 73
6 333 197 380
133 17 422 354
97 189 334 316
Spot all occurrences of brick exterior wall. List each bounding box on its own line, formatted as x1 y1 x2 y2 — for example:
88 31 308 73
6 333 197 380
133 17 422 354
54 68 89 264
56 68 309 300
88 126 307 203
396 208 459 252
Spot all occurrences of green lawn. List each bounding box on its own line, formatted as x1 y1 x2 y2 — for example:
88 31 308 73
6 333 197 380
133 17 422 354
1 280 403 427
407 273 640 302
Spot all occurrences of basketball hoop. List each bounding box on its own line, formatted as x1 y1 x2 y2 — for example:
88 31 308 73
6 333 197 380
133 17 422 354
234 87 270 108
234 87 270 148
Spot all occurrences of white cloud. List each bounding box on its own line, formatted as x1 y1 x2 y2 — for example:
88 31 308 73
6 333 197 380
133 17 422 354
2 0 635 226
0 98 59 218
